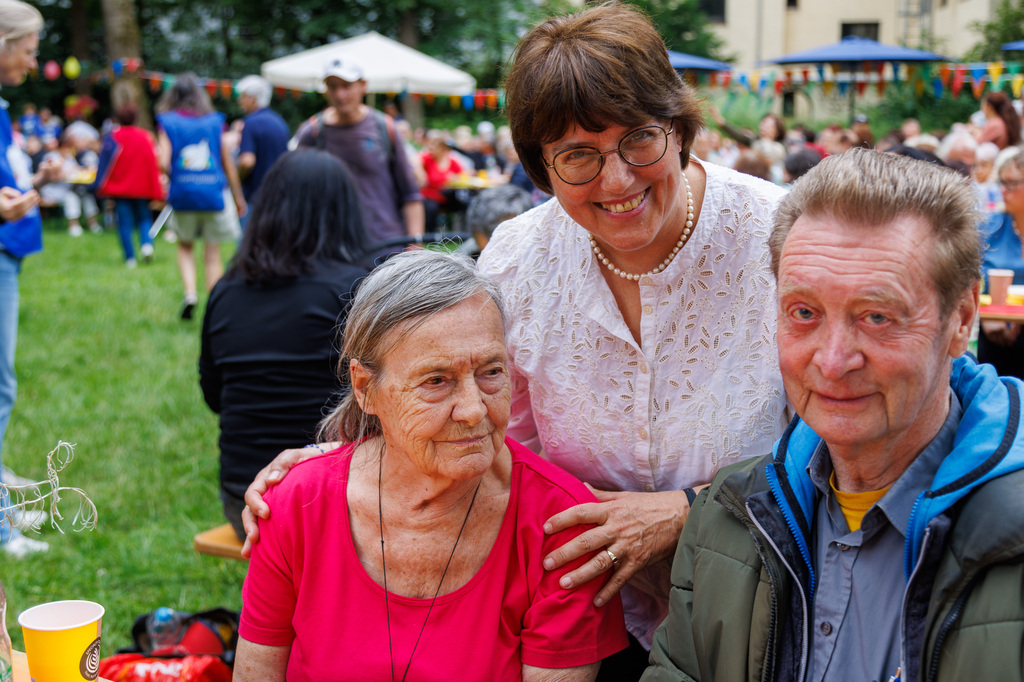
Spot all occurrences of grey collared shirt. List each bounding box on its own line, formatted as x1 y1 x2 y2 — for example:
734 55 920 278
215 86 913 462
806 390 962 682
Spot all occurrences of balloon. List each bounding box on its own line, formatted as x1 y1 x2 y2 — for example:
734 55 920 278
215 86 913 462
111 59 123 75
63 56 81 79
43 60 60 80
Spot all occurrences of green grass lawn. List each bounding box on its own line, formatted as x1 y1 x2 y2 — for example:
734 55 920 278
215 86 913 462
1 218 247 653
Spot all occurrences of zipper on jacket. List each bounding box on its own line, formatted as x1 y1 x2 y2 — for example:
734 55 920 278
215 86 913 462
765 463 816 597
925 573 980 682
899 525 932 682
748 501 808 682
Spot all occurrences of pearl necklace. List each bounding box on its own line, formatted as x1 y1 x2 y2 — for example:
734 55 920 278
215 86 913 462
589 171 695 281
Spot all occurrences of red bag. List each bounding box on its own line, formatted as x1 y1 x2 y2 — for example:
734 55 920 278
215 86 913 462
97 653 232 682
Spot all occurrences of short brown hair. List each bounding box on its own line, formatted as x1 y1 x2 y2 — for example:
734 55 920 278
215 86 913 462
503 2 704 195
771 149 982 317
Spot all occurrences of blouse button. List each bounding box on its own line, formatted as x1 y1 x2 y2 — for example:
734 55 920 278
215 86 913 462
820 621 833 636
641 276 653 286
643 304 653 315
639 428 649 440
640 363 648 374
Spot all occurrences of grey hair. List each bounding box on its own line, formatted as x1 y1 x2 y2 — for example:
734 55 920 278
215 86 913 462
236 75 272 109
465 184 534 241
319 249 507 443
0 0 42 51
771 148 982 318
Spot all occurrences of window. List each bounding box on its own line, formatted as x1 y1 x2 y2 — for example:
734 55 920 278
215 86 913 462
787 0 798 8
841 23 880 40
698 0 725 23
783 92 795 117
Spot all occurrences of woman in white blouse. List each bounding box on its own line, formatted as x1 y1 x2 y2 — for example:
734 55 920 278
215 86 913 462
476 5 788 673
242 4 789 678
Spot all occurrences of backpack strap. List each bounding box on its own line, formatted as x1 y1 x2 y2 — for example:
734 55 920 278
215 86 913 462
372 109 397 166
315 111 326 150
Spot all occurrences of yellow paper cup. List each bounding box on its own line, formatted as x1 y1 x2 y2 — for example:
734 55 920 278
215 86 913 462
18 600 104 682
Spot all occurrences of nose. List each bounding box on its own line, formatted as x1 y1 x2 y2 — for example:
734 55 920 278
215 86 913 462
451 376 487 426
812 320 864 380
597 150 634 192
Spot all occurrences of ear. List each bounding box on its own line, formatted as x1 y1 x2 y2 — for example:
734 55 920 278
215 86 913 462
948 281 981 358
349 359 376 415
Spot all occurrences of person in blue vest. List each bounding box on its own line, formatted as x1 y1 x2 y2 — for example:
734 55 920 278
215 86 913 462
234 76 290 213
0 0 63 558
156 72 246 320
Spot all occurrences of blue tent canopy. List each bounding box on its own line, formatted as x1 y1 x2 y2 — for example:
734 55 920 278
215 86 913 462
667 50 731 72
766 35 947 66
1002 40 1024 51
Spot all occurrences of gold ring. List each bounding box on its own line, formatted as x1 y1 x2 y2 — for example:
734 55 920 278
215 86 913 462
605 548 619 566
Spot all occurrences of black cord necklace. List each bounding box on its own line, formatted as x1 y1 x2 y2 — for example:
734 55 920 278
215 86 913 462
379 454 482 682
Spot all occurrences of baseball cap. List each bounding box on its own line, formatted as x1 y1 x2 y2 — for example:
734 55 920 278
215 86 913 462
323 57 364 83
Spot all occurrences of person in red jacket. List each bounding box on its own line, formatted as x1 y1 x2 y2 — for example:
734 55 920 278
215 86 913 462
94 103 165 267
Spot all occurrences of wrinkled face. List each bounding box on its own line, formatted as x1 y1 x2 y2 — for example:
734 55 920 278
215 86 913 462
541 121 686 259
323 76 366 120
776 213 974 457
0 33 38 87
356 293 511 482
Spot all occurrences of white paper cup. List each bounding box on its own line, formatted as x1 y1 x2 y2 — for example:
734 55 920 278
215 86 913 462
989 269 1015 305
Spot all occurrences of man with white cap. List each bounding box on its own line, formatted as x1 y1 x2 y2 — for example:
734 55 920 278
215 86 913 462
296 57 423 251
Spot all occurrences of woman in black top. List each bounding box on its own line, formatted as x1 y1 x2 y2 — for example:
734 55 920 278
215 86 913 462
200 149 369 539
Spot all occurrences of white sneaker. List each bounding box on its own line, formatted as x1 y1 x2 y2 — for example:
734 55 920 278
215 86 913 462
126 258 138 269
12 509 48 529
2 534 48 558
68 224 83 237
141 243 154 263
2 466 34 487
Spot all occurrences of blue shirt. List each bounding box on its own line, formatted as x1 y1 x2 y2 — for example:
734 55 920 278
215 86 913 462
239 107 290 202
18 113 39 137
806 391 961 682
0 100 42 258
981 212 1024 290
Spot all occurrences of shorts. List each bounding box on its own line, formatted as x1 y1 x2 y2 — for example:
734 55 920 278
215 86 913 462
170 190 241 244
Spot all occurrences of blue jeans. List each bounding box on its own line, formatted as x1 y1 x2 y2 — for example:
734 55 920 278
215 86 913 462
115 198 154 261
0 251 21 543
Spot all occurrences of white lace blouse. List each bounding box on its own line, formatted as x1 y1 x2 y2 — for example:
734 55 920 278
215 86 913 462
478 159 790 645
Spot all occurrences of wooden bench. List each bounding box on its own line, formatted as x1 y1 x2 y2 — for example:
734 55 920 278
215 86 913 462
194 523 246 561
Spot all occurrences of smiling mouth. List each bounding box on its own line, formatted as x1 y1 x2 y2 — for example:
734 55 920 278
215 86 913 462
600 189 646 214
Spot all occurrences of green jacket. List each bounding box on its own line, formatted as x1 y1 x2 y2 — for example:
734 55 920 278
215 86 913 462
642 360 1024 682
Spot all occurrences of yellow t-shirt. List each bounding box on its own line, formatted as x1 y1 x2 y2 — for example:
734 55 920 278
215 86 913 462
830 472 889 532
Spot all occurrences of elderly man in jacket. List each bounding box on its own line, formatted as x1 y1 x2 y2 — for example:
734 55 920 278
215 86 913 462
643 149 1024 682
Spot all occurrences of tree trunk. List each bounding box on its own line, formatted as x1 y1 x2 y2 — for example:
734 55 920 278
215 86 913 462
68 0 91 96
100 0 152 129
397 8 424 130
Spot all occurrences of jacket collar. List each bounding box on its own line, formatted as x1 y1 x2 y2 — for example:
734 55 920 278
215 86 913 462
767 355 1024 580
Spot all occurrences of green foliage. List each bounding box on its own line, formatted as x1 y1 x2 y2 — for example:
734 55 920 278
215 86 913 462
964 0 1024 62
621 0 729 61
1 219 246 653
136 0 549 89
868 78 980 136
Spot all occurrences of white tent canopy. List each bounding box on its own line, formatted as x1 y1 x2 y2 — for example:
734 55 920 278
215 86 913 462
261 31 476 95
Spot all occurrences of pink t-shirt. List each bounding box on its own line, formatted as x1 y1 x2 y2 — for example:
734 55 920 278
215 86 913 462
240 438 628 681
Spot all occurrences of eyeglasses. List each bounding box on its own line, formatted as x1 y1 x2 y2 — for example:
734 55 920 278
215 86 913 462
544 125 674 185
999 178 1024 191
